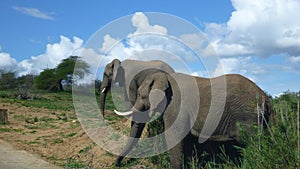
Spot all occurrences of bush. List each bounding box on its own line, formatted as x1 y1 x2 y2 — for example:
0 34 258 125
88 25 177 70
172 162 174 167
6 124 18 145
240 94 300 168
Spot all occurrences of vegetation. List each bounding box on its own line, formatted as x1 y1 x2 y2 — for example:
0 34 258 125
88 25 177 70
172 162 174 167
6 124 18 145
240 91 299 168
0 56 92 93
139 91 300 169
35 56 90 92
0 60 299 168
202 91 300 168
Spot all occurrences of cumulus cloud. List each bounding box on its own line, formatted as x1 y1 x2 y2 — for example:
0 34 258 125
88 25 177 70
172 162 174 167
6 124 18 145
205 0 300 57
129 12 167 36
18 36 83 76
100 35 119 53
100 12 203 67
0 52 18 70
13 6 55 20
213 56 265 82
179 33 218 57
100 12 170 62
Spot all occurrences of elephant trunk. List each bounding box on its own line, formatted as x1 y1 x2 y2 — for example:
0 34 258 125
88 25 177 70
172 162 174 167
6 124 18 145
100 76 111 117
115 121 145 166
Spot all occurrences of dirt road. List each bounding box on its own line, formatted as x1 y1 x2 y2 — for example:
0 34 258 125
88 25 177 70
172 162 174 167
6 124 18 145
0 139 63 169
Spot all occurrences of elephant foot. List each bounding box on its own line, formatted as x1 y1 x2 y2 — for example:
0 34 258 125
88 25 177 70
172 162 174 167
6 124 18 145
115 156 124 167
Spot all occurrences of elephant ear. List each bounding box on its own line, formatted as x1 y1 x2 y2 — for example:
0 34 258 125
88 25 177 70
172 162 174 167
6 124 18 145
112 59 121 82
147 72 169 117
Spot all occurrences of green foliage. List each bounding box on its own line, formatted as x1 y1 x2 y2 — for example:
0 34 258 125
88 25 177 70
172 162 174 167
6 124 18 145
34 56 90 92
57 56 90 82
17 74 36 90
56 56 90 91
0 70 17 90
34 68 58 91
238 91 300 169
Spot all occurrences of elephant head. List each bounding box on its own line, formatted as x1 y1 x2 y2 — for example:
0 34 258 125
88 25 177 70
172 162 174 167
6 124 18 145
99 59 123 116
114 71 170 120
114 71 174 166
100 59 175 117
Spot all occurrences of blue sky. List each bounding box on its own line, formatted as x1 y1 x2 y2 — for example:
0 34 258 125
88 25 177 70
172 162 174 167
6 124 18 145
0 0 299 96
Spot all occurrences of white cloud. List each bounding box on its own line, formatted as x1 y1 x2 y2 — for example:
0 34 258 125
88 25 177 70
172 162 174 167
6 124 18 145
18 36 83 76
129 12 167 36
0 52 18 70
98 12 219 76
179 33 218 57
100 35 119 53
100 12 170 61
213 56 265 82
13 6 55 20
205 0 300 57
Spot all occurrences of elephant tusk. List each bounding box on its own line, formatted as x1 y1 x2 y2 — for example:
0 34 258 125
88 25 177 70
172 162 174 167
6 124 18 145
114 110 134 116
101 88 106 93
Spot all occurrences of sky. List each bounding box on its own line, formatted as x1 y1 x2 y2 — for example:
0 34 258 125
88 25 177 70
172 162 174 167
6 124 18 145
0 0 299 96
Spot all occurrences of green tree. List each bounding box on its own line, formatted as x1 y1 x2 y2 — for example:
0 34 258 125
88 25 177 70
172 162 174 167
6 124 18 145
34 56 90 92
56 56 90 91
34 68 58 91
17 74 35 90
0 69 17 90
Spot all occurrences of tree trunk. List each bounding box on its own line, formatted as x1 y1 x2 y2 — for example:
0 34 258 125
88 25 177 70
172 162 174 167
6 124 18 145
0 109 8 124
58 79 64 91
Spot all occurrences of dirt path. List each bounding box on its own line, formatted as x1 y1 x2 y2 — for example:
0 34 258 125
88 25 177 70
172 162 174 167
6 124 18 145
0 139 63 169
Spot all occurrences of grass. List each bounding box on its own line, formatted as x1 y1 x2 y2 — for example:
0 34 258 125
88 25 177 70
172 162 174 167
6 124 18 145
79 145 93 154
66 132 77 138
238 100 300 168
0 90 74 111
1 89 299 168
24 121 57 130
65 158 90 169
52 138 63 144
0 127 23 132
13 114 26 120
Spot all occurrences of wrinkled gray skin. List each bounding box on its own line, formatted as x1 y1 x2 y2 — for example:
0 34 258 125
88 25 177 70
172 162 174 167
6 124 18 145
99 59 175 166
100 59 175 116
114 71 274 168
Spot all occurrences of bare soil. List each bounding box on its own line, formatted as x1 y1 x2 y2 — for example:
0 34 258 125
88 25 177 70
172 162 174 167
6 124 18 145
0 102 134 169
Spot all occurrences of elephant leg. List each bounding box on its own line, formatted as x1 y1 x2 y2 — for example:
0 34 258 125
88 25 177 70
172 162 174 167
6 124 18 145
164 119 186 169
168 141 183 169
183 133 196 168
115 121 145 166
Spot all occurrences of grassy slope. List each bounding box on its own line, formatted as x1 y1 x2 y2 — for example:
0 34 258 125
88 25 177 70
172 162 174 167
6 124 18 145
0 90 299 168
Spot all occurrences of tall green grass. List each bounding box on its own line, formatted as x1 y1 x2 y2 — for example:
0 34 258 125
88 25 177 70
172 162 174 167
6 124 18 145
239 99 299 168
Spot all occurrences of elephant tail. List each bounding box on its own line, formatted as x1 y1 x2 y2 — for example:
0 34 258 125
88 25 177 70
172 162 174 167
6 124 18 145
263 97 275 129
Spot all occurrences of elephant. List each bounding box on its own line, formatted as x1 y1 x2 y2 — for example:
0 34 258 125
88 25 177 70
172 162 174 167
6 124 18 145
99 59 175 117
113 70 274 168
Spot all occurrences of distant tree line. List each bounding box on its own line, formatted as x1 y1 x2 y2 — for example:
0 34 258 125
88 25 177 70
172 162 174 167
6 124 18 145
0 56 98 92
0 70 35 91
